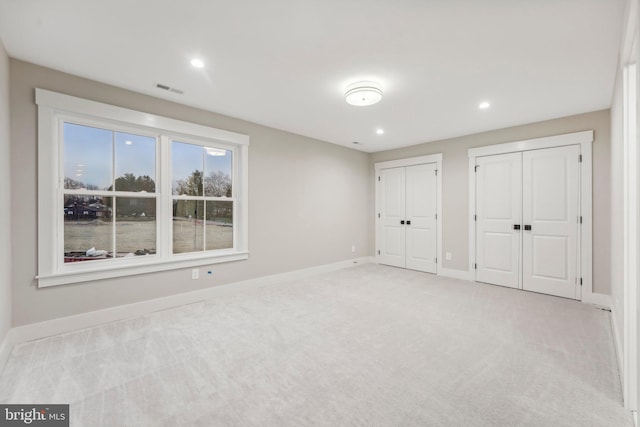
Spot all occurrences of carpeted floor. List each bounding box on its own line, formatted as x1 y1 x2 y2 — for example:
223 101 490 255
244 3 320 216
0 264 633 426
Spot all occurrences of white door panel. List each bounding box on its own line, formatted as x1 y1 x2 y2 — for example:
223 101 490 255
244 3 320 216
379 167 406 268
476 152 522 289
522 146 580 299
406 163 437 273
378 163 438 273
483 232 516 272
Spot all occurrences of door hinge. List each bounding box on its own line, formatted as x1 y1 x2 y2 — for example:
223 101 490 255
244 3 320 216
378 176 381 182
580 216 582 224
474 214 477 221
378 213 380 218
474 165 479 172
434 213 437 220
434 257 437 263
579 154 582 163
435 169 438 176
474 263 477 270
580 277 583 286
377 250 380 255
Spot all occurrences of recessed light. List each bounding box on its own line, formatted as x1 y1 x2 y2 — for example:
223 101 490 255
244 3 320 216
376 128 384 135
345 81 383 106
190 58 205 68
479 101 491 109
125 140 133 145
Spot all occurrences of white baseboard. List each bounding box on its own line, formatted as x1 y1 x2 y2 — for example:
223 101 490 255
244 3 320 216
633 410 637 427
438 267 473 281
10 256 374 350
582 292 612 309
611 306 624 387
0 329 15 377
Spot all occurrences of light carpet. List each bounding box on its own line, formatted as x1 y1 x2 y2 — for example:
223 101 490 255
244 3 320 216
0 264 633 426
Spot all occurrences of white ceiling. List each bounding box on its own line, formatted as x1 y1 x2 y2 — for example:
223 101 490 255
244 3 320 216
0 0 625 152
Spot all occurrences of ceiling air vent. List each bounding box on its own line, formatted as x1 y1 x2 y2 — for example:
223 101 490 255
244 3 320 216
154 83 184 95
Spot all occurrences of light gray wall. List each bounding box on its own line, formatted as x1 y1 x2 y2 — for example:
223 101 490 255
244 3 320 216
10 59 371 326
7 58 617 328
0 40 11 343
370 110 612 295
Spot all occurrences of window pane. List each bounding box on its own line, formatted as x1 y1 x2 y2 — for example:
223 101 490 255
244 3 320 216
115 197 156 257
173 200 204 253
205 201 233 250
172 142 204 196
63 122 113 190
114 132 156 192
204 149 232 197
63 195 113 262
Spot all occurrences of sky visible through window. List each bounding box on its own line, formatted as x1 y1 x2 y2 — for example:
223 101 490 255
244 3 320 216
171 141 232 195
63 122 232 190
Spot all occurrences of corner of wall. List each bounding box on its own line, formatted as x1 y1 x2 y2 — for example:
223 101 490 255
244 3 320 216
611 304 625 387
0 36 13 372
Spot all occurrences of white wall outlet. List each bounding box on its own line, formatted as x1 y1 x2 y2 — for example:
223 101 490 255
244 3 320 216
191 268 199 279
446 252 452 261
351 245 356 253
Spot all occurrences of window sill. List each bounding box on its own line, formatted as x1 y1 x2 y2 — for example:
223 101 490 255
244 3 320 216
36 251 249 288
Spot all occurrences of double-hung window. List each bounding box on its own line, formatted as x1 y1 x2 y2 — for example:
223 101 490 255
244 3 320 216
36 89 249 287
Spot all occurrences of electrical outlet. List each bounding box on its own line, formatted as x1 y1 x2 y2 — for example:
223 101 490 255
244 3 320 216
351 245 356 253
446 252 452 261
191 268 199 279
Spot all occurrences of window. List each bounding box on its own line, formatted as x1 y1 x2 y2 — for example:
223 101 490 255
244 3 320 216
36 89 249 287
171 141 233 254
63 123 158 263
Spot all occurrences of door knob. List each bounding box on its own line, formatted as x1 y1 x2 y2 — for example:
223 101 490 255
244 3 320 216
513 224 521 230
524 225 532 231
406 220 411 225
400 220 405 225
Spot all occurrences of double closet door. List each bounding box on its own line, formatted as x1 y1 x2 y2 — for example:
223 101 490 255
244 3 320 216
475 145 581 299
378 163 437 273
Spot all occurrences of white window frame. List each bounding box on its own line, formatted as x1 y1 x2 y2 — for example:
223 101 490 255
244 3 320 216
36 89 249 287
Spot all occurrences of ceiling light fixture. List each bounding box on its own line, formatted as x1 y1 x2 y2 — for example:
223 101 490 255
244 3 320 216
345 81 383 106
190 58 205 68
125 140 133 145
479 101 491 109
376 128 384 135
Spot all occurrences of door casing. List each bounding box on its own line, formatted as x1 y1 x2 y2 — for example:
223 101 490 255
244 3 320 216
468 131 598 304
375 154 443 274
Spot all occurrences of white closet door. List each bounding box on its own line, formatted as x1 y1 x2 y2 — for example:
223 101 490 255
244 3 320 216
476 152 522 289
406 163 437 273
522 145 580 299
379 167 406 268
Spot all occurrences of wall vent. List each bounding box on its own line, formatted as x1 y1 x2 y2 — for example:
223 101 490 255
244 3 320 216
154 83 184 95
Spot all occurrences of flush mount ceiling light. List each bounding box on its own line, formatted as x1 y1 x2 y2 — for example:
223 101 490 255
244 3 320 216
376 128 385 135
479 101 491 109
345 81 383 106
